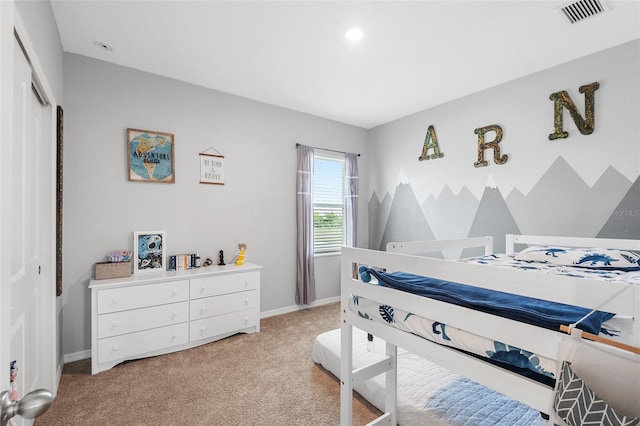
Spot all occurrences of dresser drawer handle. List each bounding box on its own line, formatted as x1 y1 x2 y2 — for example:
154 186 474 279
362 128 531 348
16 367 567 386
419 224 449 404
244 280 249 287
200 307 206 314
113 345 119 352
245 299 249 306
200 286 205 293
171 290 178 297
200 326 205 334
171 333 178 340
171 312 178 319
111 323 118 330
112 298 119 305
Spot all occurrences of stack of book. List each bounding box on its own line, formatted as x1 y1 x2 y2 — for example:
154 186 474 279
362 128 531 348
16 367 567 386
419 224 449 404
168 253 201 271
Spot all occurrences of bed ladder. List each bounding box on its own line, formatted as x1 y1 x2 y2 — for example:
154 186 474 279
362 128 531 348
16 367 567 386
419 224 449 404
341 322 398 426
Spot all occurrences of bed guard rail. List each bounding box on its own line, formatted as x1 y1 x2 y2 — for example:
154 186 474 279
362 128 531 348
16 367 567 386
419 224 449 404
387 236 493 256
506 234 640 254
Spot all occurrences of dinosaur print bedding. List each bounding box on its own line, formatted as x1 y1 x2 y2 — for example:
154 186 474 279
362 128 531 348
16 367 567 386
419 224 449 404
351 251 639 380
350 295 559 381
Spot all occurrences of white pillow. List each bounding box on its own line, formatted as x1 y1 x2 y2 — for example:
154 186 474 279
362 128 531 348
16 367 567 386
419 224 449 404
514 245 640 271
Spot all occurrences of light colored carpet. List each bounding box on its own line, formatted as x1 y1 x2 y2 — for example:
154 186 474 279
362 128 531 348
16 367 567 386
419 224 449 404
36 303 380 425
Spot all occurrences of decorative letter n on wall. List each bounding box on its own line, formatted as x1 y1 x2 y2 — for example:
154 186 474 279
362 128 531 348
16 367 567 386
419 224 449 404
418 125 444 161
548 82 599 140
474 124 508 168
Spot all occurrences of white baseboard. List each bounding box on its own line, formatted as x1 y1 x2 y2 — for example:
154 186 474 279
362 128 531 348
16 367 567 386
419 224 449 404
64 349 91 363
260 296 340 319
63 297 340 363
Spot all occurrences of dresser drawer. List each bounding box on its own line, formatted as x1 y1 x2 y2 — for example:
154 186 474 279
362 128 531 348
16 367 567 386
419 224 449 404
189 309 258 342
97 323 189 364
97 280 189 314
190 290 258 321
190 271 259 299
97 301 189 339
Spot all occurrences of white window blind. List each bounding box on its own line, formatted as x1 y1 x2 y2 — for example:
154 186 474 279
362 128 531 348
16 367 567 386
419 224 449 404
313 154 345 254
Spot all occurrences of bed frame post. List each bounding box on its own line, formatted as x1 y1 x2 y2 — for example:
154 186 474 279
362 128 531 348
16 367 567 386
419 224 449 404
633 284 640 347
385 342 397 424
505 234 515 255
340 321 353 425
340 251 354 426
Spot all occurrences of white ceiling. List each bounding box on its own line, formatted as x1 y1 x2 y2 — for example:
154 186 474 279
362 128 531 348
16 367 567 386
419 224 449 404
50 1 640 129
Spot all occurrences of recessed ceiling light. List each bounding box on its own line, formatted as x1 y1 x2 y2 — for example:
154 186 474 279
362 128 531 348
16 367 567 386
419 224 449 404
94 41 114 52
345 27 364 42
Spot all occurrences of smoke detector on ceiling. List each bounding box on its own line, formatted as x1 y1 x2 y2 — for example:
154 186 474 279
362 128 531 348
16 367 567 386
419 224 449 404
558 0 609 24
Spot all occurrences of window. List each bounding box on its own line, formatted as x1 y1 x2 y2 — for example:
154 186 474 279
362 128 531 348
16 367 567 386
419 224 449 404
313 153 345 255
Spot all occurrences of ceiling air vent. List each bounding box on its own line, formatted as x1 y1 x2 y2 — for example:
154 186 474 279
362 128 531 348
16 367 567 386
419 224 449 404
559 0 609 24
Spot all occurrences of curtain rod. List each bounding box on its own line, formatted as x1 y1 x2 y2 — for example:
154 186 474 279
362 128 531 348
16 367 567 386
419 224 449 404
295 143 360 157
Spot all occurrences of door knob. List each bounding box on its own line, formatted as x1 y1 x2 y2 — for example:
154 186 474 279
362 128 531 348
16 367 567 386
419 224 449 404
0 388 53 426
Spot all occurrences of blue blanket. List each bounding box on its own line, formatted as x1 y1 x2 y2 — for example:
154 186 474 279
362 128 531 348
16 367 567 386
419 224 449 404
426 377 545 425
358 266 614 335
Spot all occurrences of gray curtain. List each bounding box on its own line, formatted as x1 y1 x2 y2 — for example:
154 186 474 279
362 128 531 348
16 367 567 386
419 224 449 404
296 145 316 304
345 153 359 247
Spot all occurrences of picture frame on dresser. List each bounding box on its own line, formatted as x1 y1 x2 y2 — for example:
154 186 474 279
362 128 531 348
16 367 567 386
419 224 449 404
133 230 167 273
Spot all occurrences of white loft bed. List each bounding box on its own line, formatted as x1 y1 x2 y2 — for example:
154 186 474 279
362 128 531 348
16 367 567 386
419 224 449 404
340 235 640 425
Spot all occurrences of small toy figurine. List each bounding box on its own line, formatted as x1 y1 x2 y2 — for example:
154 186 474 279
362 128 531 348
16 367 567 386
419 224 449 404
203 258 213 267
235 243 247 266
218 250 225 266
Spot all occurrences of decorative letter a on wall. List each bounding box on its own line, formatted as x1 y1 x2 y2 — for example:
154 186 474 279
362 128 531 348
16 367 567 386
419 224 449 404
548 82 599 140
418 125 444 161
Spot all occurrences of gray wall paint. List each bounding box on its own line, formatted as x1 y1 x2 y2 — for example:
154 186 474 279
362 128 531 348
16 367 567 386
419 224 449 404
369 40 639 252
62 53 369 356
15 0 64 103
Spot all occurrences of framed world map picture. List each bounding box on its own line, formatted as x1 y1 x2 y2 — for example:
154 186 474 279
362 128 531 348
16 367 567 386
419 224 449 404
127 128 175 183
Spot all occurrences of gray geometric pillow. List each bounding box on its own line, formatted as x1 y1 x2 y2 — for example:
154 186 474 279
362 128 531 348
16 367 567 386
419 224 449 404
554 361 639 426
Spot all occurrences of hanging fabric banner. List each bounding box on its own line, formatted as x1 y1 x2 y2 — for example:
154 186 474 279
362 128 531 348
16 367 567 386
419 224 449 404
199 148 224 185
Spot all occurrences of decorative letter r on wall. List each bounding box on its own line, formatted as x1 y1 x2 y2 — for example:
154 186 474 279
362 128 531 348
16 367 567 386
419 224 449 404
474 124 508 168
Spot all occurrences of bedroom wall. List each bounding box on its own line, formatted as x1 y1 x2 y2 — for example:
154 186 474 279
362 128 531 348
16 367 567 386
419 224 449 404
368 40 639 254
62 53 369 358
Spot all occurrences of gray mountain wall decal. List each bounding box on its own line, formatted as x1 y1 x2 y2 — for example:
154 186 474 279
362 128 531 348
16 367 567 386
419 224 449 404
379 183 435 251
368 191 392 250
422 185 479 241
367 159 637 253
505 157 631 237
597 175 640 239
466 186 520 255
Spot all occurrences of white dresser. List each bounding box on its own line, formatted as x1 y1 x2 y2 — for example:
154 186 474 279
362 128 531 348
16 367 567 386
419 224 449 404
89 263 261 374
